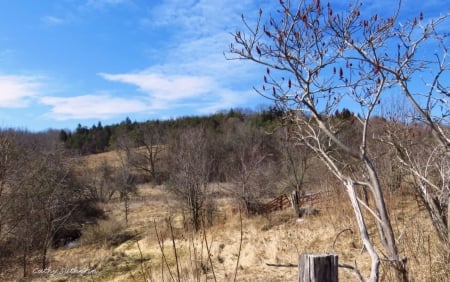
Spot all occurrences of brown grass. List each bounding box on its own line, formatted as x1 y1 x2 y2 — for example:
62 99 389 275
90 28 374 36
16 182 450 282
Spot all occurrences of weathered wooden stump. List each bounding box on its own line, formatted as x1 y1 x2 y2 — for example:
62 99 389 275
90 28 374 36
298 253 338 282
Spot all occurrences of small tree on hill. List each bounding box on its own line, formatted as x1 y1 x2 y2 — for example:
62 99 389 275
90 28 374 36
167 127 212 232
131 122 166 184
114 130 138 226
224 121 276 214
278 127 311 195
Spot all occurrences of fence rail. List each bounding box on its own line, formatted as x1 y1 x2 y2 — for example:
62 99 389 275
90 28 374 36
261 191 327 214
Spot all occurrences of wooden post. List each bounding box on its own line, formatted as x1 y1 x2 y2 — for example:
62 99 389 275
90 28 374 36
298 253 338 282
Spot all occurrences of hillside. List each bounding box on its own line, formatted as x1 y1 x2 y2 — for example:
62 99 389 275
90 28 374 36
0 108 449 281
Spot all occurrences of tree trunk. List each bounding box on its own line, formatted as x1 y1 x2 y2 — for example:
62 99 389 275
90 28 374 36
421 190 449 248
363 158 408 282
41 246 48 270
124 196 129 226
22 244 29 277
448 197 450 245
345 179 379 282
291 190 302 218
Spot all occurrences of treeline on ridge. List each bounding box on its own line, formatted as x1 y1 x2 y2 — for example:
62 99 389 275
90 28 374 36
59 107 284 155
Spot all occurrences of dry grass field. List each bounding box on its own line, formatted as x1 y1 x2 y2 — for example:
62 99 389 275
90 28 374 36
7 151 447 282
22 185 447 281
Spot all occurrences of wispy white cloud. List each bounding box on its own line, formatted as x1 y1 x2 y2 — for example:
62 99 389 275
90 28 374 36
100 0 265 116
99 70 255 114
3 0 265 124
0 75 41 108
100 72 214 107
41 16 66 25
148 0 257 33
197 88 255 114
40 93 149 120
85 0 129 9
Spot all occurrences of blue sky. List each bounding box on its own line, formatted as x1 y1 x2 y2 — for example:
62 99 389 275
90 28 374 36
0 0 447 131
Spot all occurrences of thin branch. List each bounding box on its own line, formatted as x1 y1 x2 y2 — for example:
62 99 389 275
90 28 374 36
332 228 353 250
339 263 364 282
153 220 176 282
233 209 243 282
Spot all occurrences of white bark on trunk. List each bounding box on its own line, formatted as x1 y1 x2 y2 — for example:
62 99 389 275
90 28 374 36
344 179 379 282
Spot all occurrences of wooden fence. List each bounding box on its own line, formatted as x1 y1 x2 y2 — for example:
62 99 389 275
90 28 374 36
261 191 328 214
263 194 290 213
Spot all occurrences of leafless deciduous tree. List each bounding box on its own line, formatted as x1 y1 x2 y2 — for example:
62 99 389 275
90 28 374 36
224 121 276 214
0 132 97 277
167 127 212 232
337 0 450 250
0 132 21 270
131 122 166 184
227 0 448 280
277 127 312 195
382 108 450 248
81 159 117 203
114 131 138 226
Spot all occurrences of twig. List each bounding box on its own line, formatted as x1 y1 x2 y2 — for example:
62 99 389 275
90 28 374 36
233 209 243 282
135 236 148 281
201 218 217 282
396 225 407 244
89 262 96 282
168 217 181 282
153 220 175 282
357 197 386 228
126 262 137 282
187 217 200 282
428 235 432 280
265 263 297 267
339 263 364 282
332 228 353 250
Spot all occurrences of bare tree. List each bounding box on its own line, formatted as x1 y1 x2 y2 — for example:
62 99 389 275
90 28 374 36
0 131 47 276
0 132 18 244
347 6 450 250
166 127 212 232
0 130 104 277
226 0 450 280
277 127 312 194
0 132 24 272
32 154 80 270
225 121 276 214
114 131 138 226
131 122 166 184
382 108 450 247
4 136 96 276
81 158 117 203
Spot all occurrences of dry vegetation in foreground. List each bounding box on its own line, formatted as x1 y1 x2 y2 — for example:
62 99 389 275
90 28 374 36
22 181 448 282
